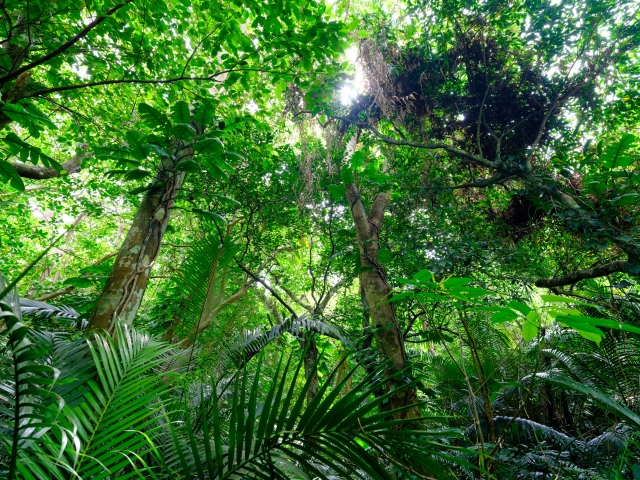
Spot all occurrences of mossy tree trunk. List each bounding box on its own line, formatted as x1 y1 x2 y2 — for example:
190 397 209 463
88 138 196 334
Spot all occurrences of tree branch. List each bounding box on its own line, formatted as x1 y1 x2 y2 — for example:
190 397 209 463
11 151 88 179
368 192 391 229
236 262 298 317
23 68 296 99
35 286 75 302
535 260 629 288
317 276 350 313
449 173 511 190
31 251 116 301
277 282 312 311
331 115 496 168
0 1 133 87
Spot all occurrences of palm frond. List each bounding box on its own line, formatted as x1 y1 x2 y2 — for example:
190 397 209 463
165 350 472 479
177 235 242 341
19 298 85 328
71 322 175 479
528 372 640 429
29 330 95 408
230 314 353 364
0 274 79 480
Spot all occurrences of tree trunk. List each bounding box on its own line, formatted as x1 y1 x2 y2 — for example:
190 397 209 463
88 137 196 333
342 137 419 419
561 390 573 432
303 333 319 404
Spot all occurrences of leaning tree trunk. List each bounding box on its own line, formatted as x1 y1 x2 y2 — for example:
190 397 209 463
342 137 419 419
88 135 197 333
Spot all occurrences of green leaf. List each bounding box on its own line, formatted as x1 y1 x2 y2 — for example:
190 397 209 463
600 134 636 169
192 208 226 225
540 294 594 307
623 263 640 275
328 184 346 201
175 159 200 172
171 123 197 140
534 373 640 429
443 278 472 288
194 137 224 155
560 320 605 344
125 131 150 160
137 103 170 130
274 79 286 101
453 287 493 298
1 103 57 130
340 165 354 185
507 300 531 316
124 169 152 181
388 291 415 302
0 160 25 191
194 101 215 125
378 248 392 263
556 315 640 336
63 277 93 288
546 306 582 318
350 150 365 171
147 143 172 158
210 194 240 207
203 157 231 181
413 270 434 283
522 320 539 342
491 309 519 323
583 180 608 195
613 193 639 206
171 101 191 124
3 133 60 169
128 184 157 195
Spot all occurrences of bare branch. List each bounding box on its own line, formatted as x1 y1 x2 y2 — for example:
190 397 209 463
35 286 75 302
23 68 295 99
449 173 511 190
31 251 116 301
317 276 351 313
236 262 298 318
535 260 629 288
332 115 497 168
278 283 312 311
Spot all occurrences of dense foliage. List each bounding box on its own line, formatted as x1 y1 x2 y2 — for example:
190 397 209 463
1 0 640 478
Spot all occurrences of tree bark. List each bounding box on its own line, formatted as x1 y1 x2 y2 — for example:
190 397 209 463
88 137 196 333
342 136 419 419
303 333 319 404
535 260 629 288
11 151 87 179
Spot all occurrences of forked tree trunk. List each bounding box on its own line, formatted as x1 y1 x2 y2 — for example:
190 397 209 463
88 137 197 333
342 135 420 420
